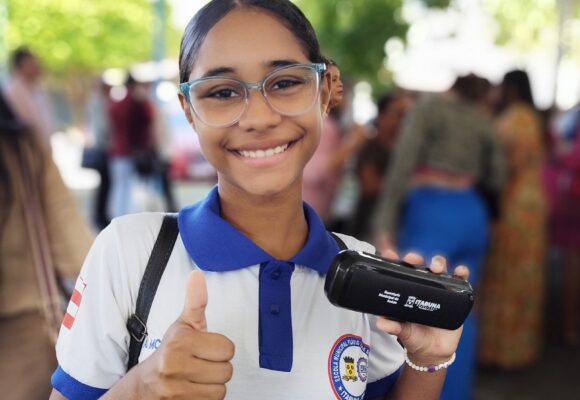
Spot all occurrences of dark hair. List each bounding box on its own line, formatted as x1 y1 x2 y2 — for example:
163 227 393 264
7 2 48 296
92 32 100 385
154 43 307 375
125 72 138 87
502 69 535 107
452 74 489 103
179 0 324 83
326 58 338 68
377 93 395 115
10 46 35 70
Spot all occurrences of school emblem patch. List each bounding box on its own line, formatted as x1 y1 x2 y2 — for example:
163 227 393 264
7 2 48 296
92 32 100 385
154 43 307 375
328 334 370 400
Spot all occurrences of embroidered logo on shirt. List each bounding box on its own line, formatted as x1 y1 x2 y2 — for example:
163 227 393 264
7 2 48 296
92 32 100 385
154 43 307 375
328 334 370 400
62 277 87 329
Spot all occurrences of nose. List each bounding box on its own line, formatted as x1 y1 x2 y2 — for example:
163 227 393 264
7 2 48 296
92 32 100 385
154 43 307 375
237 88 282 133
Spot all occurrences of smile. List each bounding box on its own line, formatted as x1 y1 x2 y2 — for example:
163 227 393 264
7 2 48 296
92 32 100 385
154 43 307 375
235 139 299 159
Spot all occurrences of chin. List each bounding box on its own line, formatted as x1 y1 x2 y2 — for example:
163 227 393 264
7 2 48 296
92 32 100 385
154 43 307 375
238 172 301 200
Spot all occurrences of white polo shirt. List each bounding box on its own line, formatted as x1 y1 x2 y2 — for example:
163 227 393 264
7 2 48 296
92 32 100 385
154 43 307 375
52 186 404 399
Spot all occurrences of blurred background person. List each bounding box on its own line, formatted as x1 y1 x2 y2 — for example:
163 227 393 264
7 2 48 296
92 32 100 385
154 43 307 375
542 101 580 347
84 78 112 230
373 74 506 400
350 91 410 241
1 47 55 142
478 70 548 369
151 87 178 213
303 60 365 223
108 73 156 218
0 93 93 400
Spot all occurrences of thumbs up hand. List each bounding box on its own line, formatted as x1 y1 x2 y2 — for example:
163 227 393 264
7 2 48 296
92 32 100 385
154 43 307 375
133 271 235 400
180 270 209 332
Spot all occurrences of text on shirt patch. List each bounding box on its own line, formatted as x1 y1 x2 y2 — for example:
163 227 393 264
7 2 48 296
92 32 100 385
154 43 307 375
328 334 370 400
143 337 162 350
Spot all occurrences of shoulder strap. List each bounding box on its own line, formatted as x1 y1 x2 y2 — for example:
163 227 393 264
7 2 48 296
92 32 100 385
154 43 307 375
16 140 63 344
330 232 348 251
126 214 179 371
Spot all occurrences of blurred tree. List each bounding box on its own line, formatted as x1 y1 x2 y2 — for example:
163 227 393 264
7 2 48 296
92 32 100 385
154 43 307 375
295 0 450 91
5 0 180 74
483 0 580 59
483 0 558 53
296 0 406 90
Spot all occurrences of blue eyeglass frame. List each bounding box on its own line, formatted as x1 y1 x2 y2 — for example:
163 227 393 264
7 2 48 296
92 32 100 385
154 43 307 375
179 62 327 106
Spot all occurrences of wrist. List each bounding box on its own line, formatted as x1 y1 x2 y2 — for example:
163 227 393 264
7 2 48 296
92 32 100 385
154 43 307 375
103 359 147 400
403 348 456 373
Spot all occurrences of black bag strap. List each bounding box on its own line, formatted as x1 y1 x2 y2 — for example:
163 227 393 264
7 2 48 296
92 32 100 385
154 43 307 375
330 232 348 251
126 214 179 371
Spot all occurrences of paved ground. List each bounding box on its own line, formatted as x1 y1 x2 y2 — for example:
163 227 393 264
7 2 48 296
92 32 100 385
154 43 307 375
474 342 580 400
473 253 580 400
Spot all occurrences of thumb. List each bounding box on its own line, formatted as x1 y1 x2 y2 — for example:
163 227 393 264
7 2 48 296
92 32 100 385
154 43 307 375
180 270 208 332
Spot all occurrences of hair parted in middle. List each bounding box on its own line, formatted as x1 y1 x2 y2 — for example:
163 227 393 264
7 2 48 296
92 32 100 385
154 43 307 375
178 0 325 83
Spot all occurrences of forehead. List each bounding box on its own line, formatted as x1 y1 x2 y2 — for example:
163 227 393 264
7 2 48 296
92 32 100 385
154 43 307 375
191 8 310 80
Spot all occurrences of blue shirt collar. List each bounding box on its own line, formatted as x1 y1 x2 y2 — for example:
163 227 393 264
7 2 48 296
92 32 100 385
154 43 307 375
178 186 340 274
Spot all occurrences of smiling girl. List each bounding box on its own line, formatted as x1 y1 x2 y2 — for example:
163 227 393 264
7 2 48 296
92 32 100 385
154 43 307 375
50 1 467 399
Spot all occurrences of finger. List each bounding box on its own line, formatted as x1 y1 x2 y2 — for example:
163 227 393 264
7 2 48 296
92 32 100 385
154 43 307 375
429 255 447 274
180 382 227 400
376 317 402 336
381 248 399 260
402 252 424 266
180 271 208 332
376 317 413 342
452 265 470 281
164 326 235 364
182 358 233 384
190 331 236 363
376 232 397 257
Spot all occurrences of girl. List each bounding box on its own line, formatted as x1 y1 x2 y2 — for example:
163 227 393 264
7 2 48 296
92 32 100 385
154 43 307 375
50 1 468 399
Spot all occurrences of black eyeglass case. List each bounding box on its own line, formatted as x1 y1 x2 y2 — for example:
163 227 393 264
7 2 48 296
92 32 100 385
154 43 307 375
324 250 474 330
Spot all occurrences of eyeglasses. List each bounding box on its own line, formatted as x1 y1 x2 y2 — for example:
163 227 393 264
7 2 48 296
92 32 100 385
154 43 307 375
179 63 326 128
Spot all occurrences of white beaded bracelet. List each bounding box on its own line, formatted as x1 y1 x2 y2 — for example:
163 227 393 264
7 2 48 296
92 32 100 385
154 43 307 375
403 348 456 373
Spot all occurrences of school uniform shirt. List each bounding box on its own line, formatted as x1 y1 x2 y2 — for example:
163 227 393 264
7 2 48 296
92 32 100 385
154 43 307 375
52 186 404 400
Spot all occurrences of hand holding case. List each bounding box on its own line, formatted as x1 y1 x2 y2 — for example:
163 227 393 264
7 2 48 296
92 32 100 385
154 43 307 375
324 250 474 330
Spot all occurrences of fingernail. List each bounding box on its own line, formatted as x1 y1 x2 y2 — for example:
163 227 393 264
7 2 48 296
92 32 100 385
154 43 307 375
431 256 443 268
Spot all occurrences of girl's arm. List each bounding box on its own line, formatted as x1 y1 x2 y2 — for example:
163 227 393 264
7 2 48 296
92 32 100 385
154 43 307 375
49 390 67 399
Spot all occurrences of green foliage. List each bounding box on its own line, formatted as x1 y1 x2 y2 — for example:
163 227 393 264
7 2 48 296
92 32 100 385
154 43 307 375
296 0 408 90
483 0 558 53
295 0 451 91
5 0 179 74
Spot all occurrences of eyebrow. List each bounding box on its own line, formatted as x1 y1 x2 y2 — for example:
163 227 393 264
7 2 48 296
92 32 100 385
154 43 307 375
200 59 303 79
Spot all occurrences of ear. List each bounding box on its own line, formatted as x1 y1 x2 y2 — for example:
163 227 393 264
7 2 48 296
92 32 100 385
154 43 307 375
319 71 332 116
178 92 196 127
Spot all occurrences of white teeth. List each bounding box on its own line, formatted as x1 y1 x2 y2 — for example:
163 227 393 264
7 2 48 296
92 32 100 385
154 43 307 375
238 143 289 159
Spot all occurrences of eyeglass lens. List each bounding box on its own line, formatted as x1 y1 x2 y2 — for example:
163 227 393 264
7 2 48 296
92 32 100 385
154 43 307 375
188 65 319 127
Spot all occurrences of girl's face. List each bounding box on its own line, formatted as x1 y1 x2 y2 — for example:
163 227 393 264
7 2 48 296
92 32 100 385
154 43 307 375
179 8 330 200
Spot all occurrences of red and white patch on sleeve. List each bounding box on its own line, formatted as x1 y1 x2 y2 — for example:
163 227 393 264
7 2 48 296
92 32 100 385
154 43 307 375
62 277 87 329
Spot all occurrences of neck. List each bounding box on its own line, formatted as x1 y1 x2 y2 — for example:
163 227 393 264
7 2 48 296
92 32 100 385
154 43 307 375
218 182 308 260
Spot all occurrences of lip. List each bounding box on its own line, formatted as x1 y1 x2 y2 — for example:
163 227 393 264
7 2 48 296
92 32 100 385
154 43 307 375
228 136 304 168
229 137 300 152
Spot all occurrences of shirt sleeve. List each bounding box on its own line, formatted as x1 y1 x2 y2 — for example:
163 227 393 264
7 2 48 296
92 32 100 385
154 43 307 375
52 221 133 399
